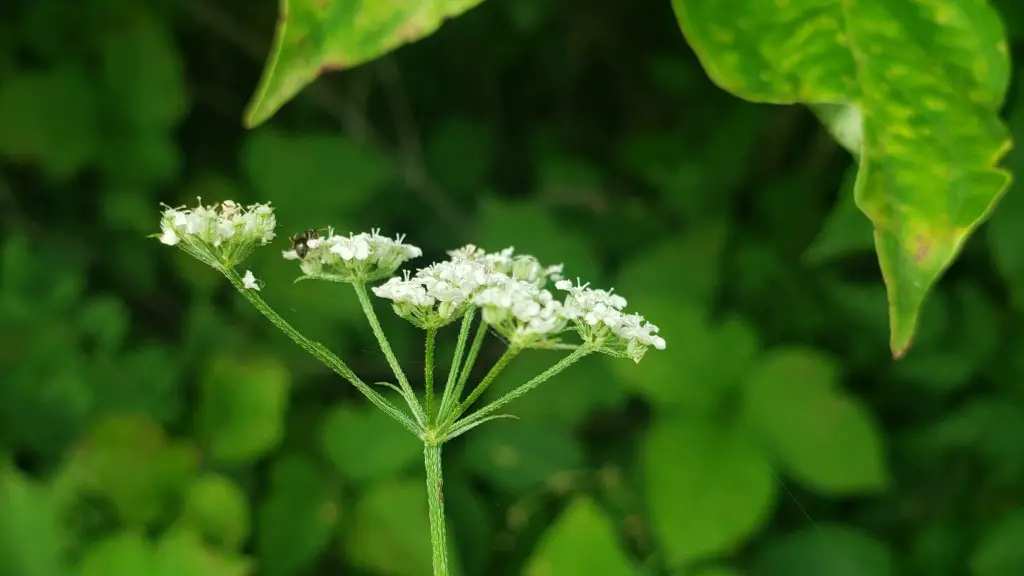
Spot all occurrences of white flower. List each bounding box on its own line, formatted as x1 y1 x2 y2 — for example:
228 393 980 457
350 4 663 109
448 244 562 287
473 276 570 348
556 279 665 362
373 258 500 329
286 228 422 283
157 199 276 268
242 270 261 291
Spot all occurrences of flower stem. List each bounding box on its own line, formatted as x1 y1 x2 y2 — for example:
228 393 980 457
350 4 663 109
455 318 488 397
451 346 593 436
436 309 476 424
424 442 450 576
353 282 427 427
445 346 520 427
425 327 437 423
222 268 420 435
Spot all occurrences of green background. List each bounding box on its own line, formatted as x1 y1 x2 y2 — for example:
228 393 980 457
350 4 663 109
2 0 1024 574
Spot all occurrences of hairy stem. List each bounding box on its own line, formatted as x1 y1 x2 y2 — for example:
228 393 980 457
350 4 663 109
222 268 420 435
454 318 488 400
425 327 437 423
445 346 520 427
436 309 476 423
353 282 427 427
453 346 593 433
424 442 449 576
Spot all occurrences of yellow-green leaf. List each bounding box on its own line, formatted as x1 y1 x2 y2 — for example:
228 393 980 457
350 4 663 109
672 0 1012 357
244 0 487 127
524 497 635 576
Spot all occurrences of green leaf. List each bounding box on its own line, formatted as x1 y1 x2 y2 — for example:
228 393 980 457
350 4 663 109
153 528 251 576
754 525 894 576
78 532 153 576
344 479 435 576
244 0 487 127
643 417 777 565
320 405 421 484
0 465 69 576
463 420 583 495
242 129 394 219
672 0 1013 357
524 497 635 576
180 473 251 551
199 355 291 466
613 298 758 413
257 454 339 576
986 74 1024 305
740 348 888 495
0 65 98 180
970 508 1024 575
70 414 198 527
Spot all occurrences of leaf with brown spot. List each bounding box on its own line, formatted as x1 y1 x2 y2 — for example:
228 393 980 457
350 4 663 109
244 0 486 127
673 0 1013 357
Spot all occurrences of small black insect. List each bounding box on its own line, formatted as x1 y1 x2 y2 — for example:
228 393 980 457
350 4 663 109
290 229 321 259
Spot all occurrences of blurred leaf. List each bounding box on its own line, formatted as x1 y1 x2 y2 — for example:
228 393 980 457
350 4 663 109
804 168 873 264
445 472 493 576
922 398 1024 484
153 528 251 576
464 420 583 495
199 355 291 466
76 295 129 356
243 129 394 220
345 478 434 576
614 222 728 310
483 348 626 428
643 417 777 565
740 348 888 495
672 0 1012 356
477 197 602 283
812 104 863 157
613 298 757 413
180 473 251 551
986 74 1024 305
524 496 635 576
971 508 1024 576
257 454 339 576
0 65 98 180
244 0 487 126
71 414 198 527
426 118 496 194
753 525 894 576
0 465 69 576
320 405 421 484
78 532 152 576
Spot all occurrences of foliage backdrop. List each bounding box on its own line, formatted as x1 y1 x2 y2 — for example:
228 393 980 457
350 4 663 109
2 0 1024 574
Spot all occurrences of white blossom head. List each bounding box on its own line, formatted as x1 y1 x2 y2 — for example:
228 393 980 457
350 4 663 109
473 276 570 349
447 244 563 287
556 279 666 362
284 228 423 284
373 258 502 329
156 199 276 269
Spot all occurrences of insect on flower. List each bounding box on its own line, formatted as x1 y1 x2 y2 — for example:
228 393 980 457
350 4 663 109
289 229 321 259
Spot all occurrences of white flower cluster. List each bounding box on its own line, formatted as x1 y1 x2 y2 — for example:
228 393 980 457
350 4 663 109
158 199 276 268
284 228 423 283
556 279 666 361
374 244 665 358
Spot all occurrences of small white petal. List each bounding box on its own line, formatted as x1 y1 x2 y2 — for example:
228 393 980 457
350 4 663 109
159 229 179 246
242 270 261 291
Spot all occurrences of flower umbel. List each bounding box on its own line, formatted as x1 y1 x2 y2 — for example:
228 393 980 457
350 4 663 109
556 279 666 362
284 228 423 284
373 258 503 329
157 199 276 269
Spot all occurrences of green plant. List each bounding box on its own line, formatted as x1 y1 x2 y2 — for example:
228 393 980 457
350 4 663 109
155 199 666 575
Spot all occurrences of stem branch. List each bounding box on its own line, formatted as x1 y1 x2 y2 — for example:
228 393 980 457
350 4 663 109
425 327 437 423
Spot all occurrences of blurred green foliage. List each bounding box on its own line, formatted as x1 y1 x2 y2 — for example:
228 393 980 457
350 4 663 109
2 0 1024 575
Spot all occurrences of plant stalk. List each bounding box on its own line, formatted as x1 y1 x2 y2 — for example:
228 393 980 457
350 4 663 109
424 442 449 576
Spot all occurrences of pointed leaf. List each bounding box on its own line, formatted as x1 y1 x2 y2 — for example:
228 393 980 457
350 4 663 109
672 0 1012 356
524 497 635 576
245 0 487 126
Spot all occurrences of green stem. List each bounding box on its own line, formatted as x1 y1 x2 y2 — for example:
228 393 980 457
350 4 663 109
436 309 476 425
454 318 488 398
424 442 450 576
445 346 520 427
352 282 427 427
222 268 420 435
452 346 593 435
425 327 437 423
